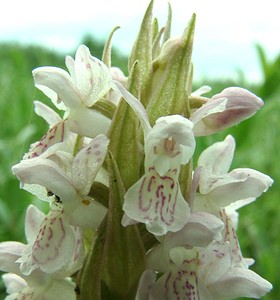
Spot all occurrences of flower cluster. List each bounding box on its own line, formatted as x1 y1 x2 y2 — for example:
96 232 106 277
0 2 273 299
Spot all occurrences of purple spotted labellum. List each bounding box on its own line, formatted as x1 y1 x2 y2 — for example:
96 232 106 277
17 203 82 276
123 167 190 236
137 243 272 300
0 205 80 299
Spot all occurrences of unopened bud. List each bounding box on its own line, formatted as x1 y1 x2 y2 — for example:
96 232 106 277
191 87 263 136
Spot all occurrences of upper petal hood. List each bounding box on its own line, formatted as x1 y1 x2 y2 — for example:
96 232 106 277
145 115 195 175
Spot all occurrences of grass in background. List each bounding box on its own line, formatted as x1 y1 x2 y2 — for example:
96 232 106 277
0 39 279 299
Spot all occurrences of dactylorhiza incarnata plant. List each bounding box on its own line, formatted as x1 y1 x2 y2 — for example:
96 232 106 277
0 1 273 299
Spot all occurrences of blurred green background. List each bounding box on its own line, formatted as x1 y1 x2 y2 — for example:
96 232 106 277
0 36 279 299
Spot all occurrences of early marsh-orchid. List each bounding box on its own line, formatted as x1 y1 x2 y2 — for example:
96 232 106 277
0 2 273 299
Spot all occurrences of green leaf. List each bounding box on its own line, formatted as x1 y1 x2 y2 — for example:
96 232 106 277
76 217 107 300
102 152 146 299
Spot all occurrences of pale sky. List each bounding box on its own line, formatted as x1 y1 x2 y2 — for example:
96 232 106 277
1 0 279 82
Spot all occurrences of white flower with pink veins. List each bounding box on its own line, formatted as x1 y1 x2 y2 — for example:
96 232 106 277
0 205 82 299
33 45 114 138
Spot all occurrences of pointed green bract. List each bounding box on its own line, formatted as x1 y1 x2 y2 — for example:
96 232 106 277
102 152 146 299
146 14 196 125
152 17 159 42
162 2 172 44
128 0 153 105
108 101 140 189
102 26 120 67
152 26 165 59
108 64 142 190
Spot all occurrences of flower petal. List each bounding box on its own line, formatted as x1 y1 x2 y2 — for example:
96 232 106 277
2 273 27 294
123 168 190 235
23 121 68 159
198 135 235 191
73 45 113 106
191 85 212 96
33 66 80 108
18 205 76 275
145 115 195 175
33 101 62 126
67 107 111 138
191 88 263 136
69 197 107 229
207 268 272 300
206 168 273 208
12 158 78 206
114 81 152 134
212 87 263 111
191 97 227 136
198 241 231 285
72 134 109 195
165 212 224 248
150 248 204 300
135 270 156 300
25 205 46 244
0 242 25 274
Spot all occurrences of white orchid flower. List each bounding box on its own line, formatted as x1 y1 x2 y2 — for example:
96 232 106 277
193 135 273 214
12 134 109 229
0 205 81 299
116 83 195 235
2 273 76 300
145 115 196 176
146 211 224 272
33 45 113 137
137 242 272 300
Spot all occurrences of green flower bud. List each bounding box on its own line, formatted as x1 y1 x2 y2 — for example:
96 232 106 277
146 14 196 125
